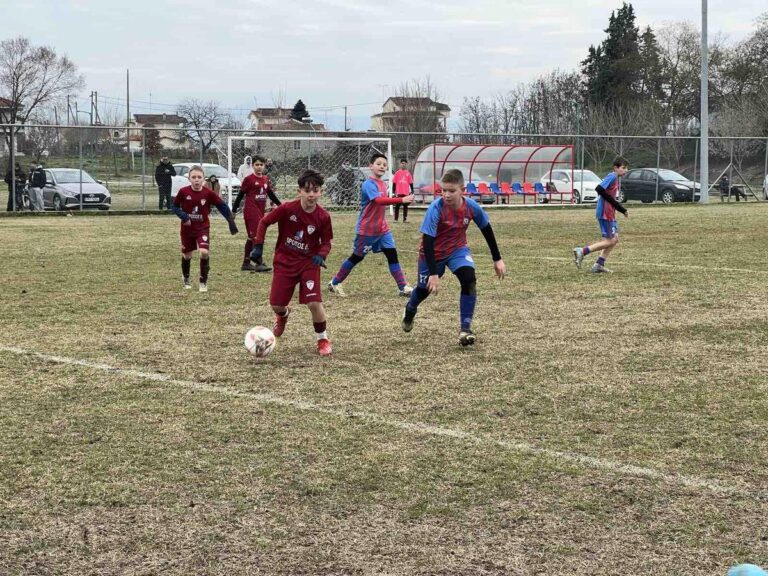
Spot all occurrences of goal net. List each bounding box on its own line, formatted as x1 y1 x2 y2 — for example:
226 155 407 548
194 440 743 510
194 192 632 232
226 136 393 208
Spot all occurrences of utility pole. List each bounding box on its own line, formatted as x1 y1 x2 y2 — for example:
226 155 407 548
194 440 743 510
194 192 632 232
344 106 348 132
700 0 709 202
126 69 131 169
66 95 71 125
89 91 94 125
94 91 101 125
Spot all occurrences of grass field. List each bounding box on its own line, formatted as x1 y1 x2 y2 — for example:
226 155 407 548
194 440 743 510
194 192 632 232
2 204 768 575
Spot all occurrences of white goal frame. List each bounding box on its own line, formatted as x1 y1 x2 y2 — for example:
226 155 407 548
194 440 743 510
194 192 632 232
226 135 393 208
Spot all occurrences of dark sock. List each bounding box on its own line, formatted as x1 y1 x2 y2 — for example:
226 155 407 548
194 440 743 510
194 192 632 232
459 294 477 331
583 246 591 256
313 321 326 334
277 309 289 318
402 205 408 221
597 256 606 266
200 258 209 282
406 286 430 314
243 240 253 265
182 258 191 279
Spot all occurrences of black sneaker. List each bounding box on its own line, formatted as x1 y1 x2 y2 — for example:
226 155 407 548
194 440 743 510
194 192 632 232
402 308 415 332
241 263 256 272
458 330 476 347
253 263 272 273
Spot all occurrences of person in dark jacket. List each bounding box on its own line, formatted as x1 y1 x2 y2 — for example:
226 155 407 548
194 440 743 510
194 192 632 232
154 156 176 210
4 162 23 211
29 163 46 211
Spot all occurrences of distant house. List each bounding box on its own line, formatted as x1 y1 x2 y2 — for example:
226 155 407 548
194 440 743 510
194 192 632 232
243 112 331 159
129 113 187 150
371 97 451 132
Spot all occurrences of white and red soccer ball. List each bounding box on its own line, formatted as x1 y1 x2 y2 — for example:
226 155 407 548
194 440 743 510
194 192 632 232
244 326 276 358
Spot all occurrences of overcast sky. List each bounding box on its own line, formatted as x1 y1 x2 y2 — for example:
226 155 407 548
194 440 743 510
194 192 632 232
7 0 767 130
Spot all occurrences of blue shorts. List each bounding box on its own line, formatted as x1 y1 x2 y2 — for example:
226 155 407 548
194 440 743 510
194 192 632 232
598 219 618 239
352 232 396 256
416 247 475 288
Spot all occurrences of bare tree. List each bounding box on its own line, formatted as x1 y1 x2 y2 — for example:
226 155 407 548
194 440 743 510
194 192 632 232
710 96 764 172
0 37 85 152
176 98 233 160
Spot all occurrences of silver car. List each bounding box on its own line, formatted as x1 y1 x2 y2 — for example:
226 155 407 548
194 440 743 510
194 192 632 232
43 168 112 211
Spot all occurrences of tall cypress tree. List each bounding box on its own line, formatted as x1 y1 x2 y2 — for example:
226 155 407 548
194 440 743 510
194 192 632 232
582 3 643 106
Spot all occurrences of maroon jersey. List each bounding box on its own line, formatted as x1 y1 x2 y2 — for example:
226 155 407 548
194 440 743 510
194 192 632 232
173 185 225 230
240 173 274 219
255 199 332 274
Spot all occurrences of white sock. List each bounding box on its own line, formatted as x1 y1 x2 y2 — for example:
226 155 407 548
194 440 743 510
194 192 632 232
315 331 328 341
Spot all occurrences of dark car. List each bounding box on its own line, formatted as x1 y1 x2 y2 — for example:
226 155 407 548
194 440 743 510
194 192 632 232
617 168 701 204
43 168 112 211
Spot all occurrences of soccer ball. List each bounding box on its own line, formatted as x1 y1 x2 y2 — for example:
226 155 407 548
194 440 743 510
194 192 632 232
244 326 276 358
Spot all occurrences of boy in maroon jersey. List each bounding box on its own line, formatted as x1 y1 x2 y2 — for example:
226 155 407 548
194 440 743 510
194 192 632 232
233 155 281 273
249 169 333 356
172 165 238 292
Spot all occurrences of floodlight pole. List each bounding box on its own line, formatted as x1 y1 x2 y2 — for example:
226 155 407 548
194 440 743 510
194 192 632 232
700 0 709 203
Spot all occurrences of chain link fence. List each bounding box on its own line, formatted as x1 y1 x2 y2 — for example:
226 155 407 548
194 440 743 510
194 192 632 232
2 124 767 212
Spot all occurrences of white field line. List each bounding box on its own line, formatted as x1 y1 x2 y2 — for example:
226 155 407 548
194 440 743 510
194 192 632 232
1 344 763 500
395 248 768 275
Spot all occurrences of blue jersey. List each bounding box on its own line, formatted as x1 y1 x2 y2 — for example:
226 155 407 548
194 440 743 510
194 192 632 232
595 172 619 221
355 178 390 237
419 197 489 261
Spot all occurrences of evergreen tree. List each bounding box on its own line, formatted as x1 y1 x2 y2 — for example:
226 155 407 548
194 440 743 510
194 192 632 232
639 26 665 103
290 99 310 122
581 3 643 106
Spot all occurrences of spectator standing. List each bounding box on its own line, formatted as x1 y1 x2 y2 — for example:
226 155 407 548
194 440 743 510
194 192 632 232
154 156 176 210
29 163 46 212
4 162 23 211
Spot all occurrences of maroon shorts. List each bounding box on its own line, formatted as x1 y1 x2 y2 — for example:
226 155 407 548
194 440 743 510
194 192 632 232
244 213 262 241
270 266 322 307
180 226 210 253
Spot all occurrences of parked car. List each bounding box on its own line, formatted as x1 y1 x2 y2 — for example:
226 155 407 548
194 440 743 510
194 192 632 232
42 168 112 211
540 169 601 204
617 168 700 204
763 175 768 200
171 163 241 202
325 167 391 206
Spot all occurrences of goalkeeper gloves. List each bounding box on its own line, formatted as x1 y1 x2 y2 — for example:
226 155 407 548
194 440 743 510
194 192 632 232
311 255 327 268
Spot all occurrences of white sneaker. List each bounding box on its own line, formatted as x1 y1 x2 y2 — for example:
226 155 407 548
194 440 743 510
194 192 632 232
590 263 612 274
183 277 192 289
399 285 413 297
199 282 208 292
573 247 584 269
327 281 347 297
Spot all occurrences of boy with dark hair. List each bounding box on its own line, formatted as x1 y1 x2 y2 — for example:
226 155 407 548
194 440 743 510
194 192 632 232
328 152 413 298
573 157 629 273
392 158 413 222
233 154 281 272
402 169 506 347
172 165 238 292
249 169 334 356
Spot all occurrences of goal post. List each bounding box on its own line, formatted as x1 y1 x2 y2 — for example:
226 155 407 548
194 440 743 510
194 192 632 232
226 135 393 209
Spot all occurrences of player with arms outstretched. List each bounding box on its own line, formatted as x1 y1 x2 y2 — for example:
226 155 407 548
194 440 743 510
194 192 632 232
249 169 334 356
172 165 238 292
233 154 281 273
328 152 414 298
573 157 629 273
402 169 506 347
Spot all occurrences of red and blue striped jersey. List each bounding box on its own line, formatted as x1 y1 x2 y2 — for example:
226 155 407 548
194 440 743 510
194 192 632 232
355 177 390 237
596 172 619 221
419 197 489 261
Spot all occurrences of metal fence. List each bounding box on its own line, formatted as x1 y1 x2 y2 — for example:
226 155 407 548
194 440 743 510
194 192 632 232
1 124 767 212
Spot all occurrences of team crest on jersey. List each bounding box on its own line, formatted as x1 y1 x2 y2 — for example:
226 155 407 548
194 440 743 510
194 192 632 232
289 215 298 222
306 280 315 290
307 225 315 235
201 199 206 205
186 195 191 200
463 217 469 226
202 235 208 242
